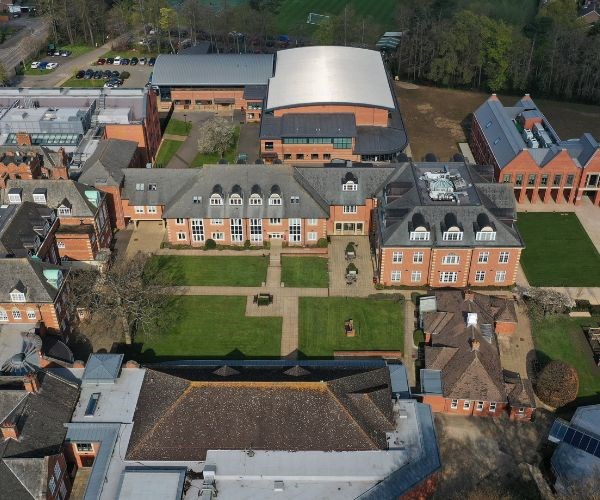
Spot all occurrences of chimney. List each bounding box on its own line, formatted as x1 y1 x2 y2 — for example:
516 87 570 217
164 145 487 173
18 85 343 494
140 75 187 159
464 291 475 302
15 132 32 146
471 339 481 352
1 420 19 441
23 372 40 394
124 360 140 369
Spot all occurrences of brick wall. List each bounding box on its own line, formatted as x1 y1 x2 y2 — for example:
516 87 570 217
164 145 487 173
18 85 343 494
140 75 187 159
422 395 508 417
47 453 71 500
261 139 360 164
273 104 390 126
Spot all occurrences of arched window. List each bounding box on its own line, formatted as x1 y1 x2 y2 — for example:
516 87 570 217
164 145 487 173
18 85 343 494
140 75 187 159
249 193 262 205
268 193 282 206
210 193 223 206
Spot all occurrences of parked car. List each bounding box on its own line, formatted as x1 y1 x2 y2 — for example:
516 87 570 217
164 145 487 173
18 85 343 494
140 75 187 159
30 61 40 69
113 56 122 65
93 70 103 79
84 69 94 79
53 50 61 56
120 58 130 65
104 77 123 88
38 62 48 70
75 70 85 79
148 57 156 66
60 50 71 57
130 57 138 65
46 62 58 69
96 58 106 65
106 57 114 65
46 50 54 56
103 70 112 79
111 70 120 78
139 57 146 65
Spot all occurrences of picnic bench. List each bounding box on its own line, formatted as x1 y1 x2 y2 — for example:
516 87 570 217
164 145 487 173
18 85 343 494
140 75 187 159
253 293 273 306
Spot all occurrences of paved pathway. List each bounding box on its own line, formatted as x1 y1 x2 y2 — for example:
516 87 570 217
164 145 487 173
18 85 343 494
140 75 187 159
328 236 375 296
403 300 417 389
165 112 214 169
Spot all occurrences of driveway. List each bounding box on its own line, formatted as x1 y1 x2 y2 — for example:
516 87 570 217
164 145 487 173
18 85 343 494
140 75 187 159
237 122 260 162
125 220 166 256
166 111 214 169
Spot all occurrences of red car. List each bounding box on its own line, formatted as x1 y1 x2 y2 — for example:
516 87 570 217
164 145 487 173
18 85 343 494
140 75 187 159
96 58 106 65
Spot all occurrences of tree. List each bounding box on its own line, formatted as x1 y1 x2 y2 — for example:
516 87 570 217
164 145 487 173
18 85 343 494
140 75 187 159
69 253 172 345
159 7 177 53
0 63 9 86
535 360 579 408
197 117 235 158
515 286 575 318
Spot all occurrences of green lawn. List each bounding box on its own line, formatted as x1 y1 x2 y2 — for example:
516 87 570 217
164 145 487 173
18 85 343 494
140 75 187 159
61 43 96 57
518 212 600 287
155 139 183 167
191 126 240 167
531 314 600 400
61 77 105 88
133 296 281 361
299 297 404 357
146 255 269 286
281 256 328 288
165 118 192 136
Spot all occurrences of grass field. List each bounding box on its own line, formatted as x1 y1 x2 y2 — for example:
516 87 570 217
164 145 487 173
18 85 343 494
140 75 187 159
155 139 183 167
281 256 329 288
299 297 404 357
61 78 105 88
133 296 281 361
532 314 600 400
165 118 192 136
146 255 269 286
395 84 600 161
191 126 240 167
518 213 600 287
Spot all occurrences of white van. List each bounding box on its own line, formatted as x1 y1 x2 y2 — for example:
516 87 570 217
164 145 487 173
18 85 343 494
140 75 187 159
113 56 122 65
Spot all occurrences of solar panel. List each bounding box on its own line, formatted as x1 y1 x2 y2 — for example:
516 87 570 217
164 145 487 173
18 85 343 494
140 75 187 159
548 418 600 459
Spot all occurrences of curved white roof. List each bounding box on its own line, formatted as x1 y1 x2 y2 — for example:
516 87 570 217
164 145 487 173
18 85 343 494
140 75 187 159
266 46 395 111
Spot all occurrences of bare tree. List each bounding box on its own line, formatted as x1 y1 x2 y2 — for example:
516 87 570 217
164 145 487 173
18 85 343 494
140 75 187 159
68 253 173 345
535 360 579 408
514 286 575 319
197 117 236 158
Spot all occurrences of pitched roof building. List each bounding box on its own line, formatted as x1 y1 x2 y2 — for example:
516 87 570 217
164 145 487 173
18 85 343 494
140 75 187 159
420 290 535 421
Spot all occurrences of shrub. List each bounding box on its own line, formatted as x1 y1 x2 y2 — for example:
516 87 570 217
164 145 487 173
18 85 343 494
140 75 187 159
411 292 422 305
244 239 251 249
413 329 425 345
590 304 600 316
120 71 130 79
535 360 579 408
573 299 592 312
205 239 216 250
346 263 358 274
345 242 355 253
316 238 328 248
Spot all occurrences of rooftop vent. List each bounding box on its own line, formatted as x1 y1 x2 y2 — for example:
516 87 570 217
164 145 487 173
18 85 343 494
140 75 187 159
467 312 478 327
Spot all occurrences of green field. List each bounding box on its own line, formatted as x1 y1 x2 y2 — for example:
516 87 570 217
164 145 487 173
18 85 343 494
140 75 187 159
165 118 192 136
281 256 329 288
146 255 269 286
299 297 404 357
518 213 600 287
532 314 600 400
155 139 183 167
61 77 105 88
133 296 281 361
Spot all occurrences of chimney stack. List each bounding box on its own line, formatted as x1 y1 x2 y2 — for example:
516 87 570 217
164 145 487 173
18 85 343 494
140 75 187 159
1 420 19 441
471 339 481 352
15 132 32 146
23 372 40 394
464 291 475 302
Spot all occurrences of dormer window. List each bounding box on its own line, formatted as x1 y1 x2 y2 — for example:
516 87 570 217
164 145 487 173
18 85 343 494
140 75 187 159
290 196 300 204
443 227 463 241
476 227 496 241
229 194 243 205
410 227 430 241
8 188 22 204
135 183 144 191
343 181 357 191
249 194 262 205
193 196 201 204
33 188 47 204
58 205 71 216
10 291 26 302
269 194 282 205
209 194 223 206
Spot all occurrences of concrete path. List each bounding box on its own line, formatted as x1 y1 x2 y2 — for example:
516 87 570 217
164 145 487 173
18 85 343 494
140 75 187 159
328 236 375 296
237 122 260 161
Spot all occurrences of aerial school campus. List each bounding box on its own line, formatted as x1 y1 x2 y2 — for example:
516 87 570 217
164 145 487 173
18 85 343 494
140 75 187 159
0 2 600 499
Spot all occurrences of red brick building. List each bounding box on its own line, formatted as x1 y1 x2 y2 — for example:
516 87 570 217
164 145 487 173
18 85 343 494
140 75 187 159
419 290 536 421
470 94 600 206
0 258 70 334
2 180 112 263
0 147 69 187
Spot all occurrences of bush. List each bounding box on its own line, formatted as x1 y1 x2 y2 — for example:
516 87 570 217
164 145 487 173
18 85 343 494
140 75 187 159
411 292 422 305
573 299 592 312
535 360 579 408
590 304 600 316
346 263 358 274
205 239 216 250
316 238 328 248
413 329 425 345
244 239 251 249
345 242 355 253
120 71 130 79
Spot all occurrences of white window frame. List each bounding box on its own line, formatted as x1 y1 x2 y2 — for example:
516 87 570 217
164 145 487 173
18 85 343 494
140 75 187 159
176 232 187 241
308 218 317 225
443 231 463 241
499 251 510 263
442 254 459 265
518 407 525 414
8 193 21 203
269 218 281 225
135 183 144 191
0 309 7 321
392 251 403 263
440 271 458 283
413 252 424 264
289 218 301 243
148 183 157 191
134 206 144 214
33 193 46 203
27 310 36 320
411 271 422 283
12 309 22 320
476 401 484 412
58 206 71 216
476 231 496 241
290 196 300 204
463 400 471 409
211 232 225 241
308 232 317 241
191 219 204 243
10 292 26 302
409 230 430 241
249 194 262 206
489 402 497 412
210 194 223 206
268 194 282 206
391 270 401 282
343 205 357 214
250 218 262 243
450 399 458 409
475 271 486 282
230 218 243 243
193 195 201 204
229 194 243 206
176 218 185 225
478 251 489 264
147 206 157 214
57 241 65 249
342 181 358 191
495 270 506 283
210 219 223 225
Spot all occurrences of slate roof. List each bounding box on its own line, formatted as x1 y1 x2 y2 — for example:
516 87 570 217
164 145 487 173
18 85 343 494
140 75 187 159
78 139 138 187
0 146 65 172
259 113 357 140
151 54 274 87
0 371 79 500
0 202 55 258
0 258 66 303
2 179 102 217
121 169 197 208
126 366 395 461
82 353 123 383
242 85 267 101
422 290 516 401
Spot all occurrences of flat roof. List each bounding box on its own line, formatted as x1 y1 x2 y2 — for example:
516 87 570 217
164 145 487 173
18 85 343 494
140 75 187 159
151 54 274 87
266 46 396 111
118 468 186 500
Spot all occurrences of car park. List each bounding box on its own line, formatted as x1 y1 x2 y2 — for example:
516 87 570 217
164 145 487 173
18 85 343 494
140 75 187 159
106 57 114 64
120 58 130 65
30 61 40 69
93 70 103 79
130 57 139 65
113 56 122 65
46 62 58 69
61 50 72 57
38 62 48 70
84 69 94 79
103 70 112 79
111 70 120 78
53 50 61 56
148 57 156 66
139 57 146 65
96 58 106 65
75 70 85 79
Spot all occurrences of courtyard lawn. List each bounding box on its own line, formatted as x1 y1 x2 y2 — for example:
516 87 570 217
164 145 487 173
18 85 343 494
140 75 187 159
135 296 281 361
60 77 105 88
518 212 600 287
531 314 600 400
146 255 269 286
191 126 240 167
299 297 404 357
155 139 183 167
281 256 328 288
165 118 192 136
